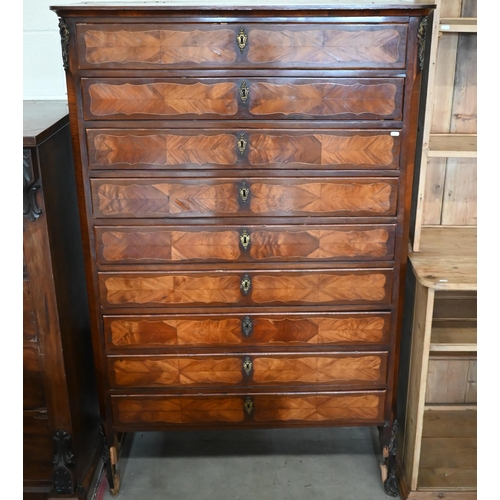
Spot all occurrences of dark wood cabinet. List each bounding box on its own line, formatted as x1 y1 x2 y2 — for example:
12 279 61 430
49 2 434 496
23 101 101 500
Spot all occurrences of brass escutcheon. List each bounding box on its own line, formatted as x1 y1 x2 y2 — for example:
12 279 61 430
244 396 254 415
241 316 253 337
240 273 251 295
239 81 249 104
240 228 251 251
243 356 253 376
237 27 248 53
237 132 247 155
239 181 250 203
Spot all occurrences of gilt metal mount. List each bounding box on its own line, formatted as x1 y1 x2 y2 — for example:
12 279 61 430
237 27 248 53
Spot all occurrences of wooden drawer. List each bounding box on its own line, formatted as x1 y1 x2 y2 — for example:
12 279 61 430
95 224 396 265
82 77 404 121
103 312 392 350
91 177 398 219
111 390 387 428
77 23 408 70
86 129 402 171
108 351 388 389
98 268 393 308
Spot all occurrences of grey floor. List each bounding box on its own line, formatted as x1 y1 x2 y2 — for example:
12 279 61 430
100 426 399 500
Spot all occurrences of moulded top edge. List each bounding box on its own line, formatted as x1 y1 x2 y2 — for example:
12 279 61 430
50 1 436 12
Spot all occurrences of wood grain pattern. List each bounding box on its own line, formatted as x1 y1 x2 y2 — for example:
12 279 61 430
99 270 392 307
92 180 239 218
249 81 399 117
91 178 397 218
87 129 400 170
109 353 386 388
250 227 392 259
425 357 477 404
104 313 391 348
88 82 238 117
110 357 243 387
90 132 238 167
83 28 236 65
100 274 242 306
248 133 396 167
252 393 384 422
247 26 404 65
249 181 394 214
78 24 407 69
111 391 386 426
252 354 385 384
114 396 246 424
83 78 403 119
252 273 389 304
95 225 394 264
98 228 240 262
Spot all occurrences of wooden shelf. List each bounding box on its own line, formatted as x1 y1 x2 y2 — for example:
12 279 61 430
430 327 477 352
428 133 477 158
418 408 477 490
409 226 477 290
439 17 477 32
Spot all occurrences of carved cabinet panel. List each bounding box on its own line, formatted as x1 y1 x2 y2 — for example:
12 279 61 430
23 102 100 499
50 2 433 495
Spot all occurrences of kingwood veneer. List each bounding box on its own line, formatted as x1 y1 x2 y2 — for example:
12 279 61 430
50 1 434 496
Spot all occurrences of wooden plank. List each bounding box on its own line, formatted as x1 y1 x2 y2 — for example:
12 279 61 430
439 18 477 32
425 358 476 404
411 3 442 251
402 279 434 491
425 405 476 411
409 227 477 290
441 158 477 226
405 492 476 499
419 437 476 468
465 360 477 403
433 291 477 319
450 31 477 134
430 327 477 351
421 408 476 438
418 467 477 489
428 134 476 157
421 158 446 225
430 33 458 133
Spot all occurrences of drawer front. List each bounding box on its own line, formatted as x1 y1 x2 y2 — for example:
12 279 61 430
108 352 388 389
111 391 386 427
104 312 392 349
98 269 393 308
95 224 396 265
77 23 407 70
91 178 398 219
82 78 404 121
87 129 401 171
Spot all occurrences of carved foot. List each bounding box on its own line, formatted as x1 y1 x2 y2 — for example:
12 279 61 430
100 425 120 496
110 470 121 498
383 462 398 497
379 420 399 497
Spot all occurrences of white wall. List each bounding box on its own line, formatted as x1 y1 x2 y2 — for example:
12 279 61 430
23 0 123 100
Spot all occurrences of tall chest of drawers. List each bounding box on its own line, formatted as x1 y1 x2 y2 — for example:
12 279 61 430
51 1 434 496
